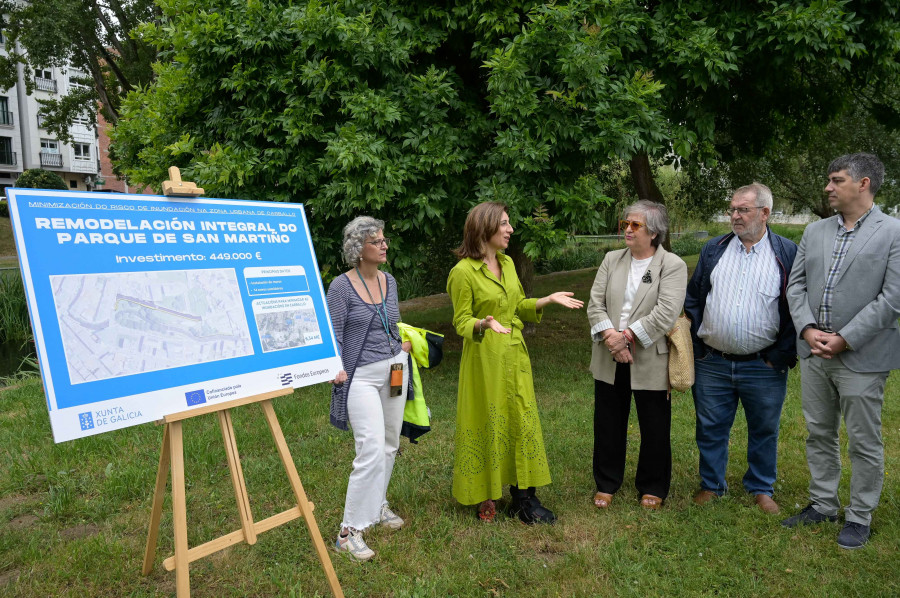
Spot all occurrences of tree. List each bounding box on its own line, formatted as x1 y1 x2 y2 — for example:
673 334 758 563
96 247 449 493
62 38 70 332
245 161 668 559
111 1 900 285
0 0 159 141
111 0 667 286
634 0 900 203
16 168 68 190
683 98 900 219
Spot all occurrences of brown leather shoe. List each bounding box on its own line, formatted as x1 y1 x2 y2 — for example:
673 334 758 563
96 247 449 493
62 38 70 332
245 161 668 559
754 494 780 514
693 490 717 505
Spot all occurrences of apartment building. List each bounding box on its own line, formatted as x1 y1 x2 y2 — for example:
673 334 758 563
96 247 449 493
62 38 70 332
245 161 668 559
0 32 101 194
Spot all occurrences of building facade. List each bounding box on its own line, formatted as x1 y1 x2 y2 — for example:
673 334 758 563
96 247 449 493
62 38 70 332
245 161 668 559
0 33 101 194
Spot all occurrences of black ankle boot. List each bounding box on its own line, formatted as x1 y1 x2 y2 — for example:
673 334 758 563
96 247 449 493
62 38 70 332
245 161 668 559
509 485 556 525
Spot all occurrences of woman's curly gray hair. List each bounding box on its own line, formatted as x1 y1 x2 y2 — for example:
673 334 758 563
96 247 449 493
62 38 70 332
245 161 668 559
342 216 385 267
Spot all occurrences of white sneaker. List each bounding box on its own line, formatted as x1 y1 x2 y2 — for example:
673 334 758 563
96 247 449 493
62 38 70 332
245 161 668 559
334 529 374 561
380 504 404 530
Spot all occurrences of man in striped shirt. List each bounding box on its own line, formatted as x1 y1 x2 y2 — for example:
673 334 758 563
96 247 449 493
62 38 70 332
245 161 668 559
684 182 798 514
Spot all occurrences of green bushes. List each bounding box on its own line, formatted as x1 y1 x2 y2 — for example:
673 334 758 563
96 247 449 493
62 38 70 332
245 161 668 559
16 168 68 190
536 244 606 274
670 234 706 257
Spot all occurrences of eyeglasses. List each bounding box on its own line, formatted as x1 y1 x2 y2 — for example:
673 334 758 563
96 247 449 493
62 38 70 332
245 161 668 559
619 220 646 231
725 207 762 216
367 238 390 248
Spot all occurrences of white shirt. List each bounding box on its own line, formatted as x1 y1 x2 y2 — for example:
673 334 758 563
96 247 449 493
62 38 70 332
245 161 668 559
698 232 781 354
619 255 654 331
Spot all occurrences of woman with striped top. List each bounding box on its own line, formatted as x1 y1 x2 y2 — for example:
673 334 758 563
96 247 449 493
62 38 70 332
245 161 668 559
326 216 412 562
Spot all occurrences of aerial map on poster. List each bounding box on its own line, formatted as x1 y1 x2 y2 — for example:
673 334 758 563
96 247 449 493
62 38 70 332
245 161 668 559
5 189 341 442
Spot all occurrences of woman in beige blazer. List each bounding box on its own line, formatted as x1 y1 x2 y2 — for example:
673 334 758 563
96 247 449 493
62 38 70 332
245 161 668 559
587 200 687 510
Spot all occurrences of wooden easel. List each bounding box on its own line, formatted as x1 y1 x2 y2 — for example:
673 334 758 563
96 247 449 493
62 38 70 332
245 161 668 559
141 170 343 597
142 390 343 597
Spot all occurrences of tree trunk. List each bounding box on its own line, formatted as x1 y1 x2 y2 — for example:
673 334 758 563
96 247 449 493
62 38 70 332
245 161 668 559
628 151 671 250
506 241 536 335
629 151 665 203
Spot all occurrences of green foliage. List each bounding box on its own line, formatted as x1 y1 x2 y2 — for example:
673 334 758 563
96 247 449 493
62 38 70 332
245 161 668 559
0 0 158 138
670 234 706 257
111 0 900 280
768 224 806 244
684 97 900 218
0 270 31 343
111 0 667 278
15 169 68 190
535 243 606 274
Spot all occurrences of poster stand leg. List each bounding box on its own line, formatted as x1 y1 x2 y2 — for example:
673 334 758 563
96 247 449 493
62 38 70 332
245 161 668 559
142 392 343 598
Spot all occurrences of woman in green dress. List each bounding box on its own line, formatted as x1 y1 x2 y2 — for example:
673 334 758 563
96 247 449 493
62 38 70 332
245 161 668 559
446 201 583 523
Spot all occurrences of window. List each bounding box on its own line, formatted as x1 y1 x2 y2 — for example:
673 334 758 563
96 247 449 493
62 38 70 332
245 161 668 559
40 139 59 153
0 96 10 126
74 142 91 160
36 69 52 79
69 179 77 189
0 136 14 165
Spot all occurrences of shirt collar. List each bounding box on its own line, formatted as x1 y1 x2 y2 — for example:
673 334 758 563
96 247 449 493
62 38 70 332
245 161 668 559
730 229 769 254
837 205 874 232
464 253 509 270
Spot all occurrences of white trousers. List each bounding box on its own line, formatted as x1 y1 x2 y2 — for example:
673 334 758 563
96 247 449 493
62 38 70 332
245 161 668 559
341 351 408 531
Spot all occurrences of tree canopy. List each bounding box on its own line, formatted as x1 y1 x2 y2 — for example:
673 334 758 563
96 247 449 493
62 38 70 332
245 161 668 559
0 0 159 140
111 0 900 279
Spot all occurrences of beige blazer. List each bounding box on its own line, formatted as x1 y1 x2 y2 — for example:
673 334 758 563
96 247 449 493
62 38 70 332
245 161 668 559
587 246 687 390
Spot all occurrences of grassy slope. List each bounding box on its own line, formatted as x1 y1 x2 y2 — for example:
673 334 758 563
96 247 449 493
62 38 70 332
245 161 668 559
0 269 898 597
0 217 17 269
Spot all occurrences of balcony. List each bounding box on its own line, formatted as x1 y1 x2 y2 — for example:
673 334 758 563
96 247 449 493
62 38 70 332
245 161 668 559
0 152 17 166
35 77 57 93
39 151 63 168
0 111 13 127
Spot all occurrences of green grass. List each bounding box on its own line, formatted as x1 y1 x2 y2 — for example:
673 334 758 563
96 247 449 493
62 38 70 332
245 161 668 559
0 216 16 258
1 268 897 597
0 270 30 343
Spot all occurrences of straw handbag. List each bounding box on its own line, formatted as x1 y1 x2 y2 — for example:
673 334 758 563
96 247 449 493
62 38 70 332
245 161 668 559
666 314 694 392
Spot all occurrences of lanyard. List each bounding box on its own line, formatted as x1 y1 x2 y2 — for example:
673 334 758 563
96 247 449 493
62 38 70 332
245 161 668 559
355 267 392 341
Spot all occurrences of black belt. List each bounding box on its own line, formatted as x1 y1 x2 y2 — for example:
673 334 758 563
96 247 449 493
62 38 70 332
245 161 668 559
706 347 763 362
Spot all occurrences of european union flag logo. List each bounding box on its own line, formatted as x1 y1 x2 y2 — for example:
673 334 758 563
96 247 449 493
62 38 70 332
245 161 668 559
78 412 94 431
280 372 293 387
185 389 206 406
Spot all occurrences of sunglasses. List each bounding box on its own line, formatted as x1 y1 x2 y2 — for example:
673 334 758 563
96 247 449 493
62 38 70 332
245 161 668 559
619 220 646 231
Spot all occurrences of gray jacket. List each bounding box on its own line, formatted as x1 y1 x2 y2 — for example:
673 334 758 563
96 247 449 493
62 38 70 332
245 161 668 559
787 205 900 372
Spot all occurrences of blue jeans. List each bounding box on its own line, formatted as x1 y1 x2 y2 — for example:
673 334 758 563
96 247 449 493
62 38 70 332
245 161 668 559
693 351 788 496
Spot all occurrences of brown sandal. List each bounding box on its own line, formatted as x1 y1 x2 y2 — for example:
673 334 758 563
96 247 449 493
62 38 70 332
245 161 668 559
593 492 613 509
477 499 496 522
640 494 662 510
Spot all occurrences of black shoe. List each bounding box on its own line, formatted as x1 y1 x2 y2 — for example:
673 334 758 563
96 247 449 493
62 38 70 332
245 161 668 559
509 486 556 525
837 522 870 550
781 504 838 528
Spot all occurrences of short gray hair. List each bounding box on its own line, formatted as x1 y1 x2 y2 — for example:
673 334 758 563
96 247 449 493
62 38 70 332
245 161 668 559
624 200 669 247
342 216 384 267
733 182 773 210
828 153 885 196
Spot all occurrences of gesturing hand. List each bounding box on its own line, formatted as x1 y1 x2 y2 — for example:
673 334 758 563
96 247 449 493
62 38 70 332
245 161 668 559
484 315 511 335
539 291 584 310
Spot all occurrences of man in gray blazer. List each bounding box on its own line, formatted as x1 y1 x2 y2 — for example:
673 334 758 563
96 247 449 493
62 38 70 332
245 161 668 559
785 152 900 549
